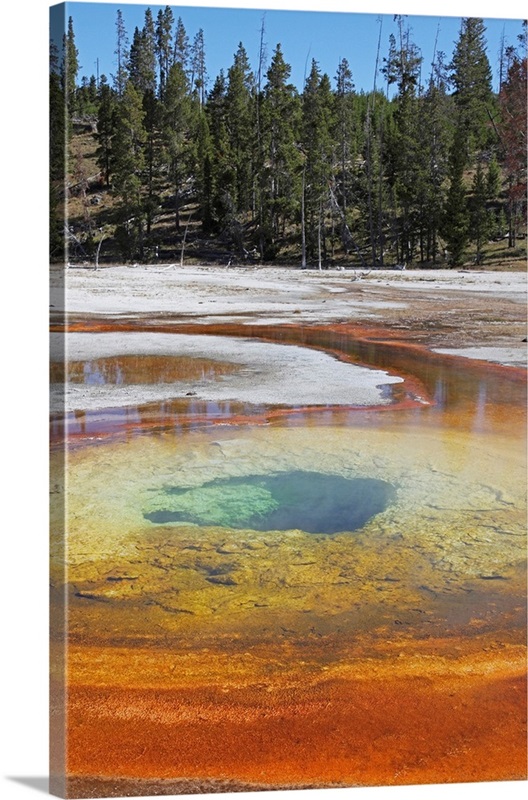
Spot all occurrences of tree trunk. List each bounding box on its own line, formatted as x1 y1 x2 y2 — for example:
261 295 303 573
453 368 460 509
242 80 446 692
301 168 307 269
180 210 193 267
317 201 322 270
94 234 106 270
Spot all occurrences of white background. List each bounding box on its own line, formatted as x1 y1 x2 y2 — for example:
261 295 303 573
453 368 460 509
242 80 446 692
0 1 525 799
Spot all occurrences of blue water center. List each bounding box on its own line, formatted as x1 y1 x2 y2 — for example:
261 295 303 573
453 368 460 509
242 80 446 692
144 471 395 534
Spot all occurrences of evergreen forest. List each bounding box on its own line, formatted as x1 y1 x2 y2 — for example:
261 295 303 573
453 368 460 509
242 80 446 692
50 8 527 268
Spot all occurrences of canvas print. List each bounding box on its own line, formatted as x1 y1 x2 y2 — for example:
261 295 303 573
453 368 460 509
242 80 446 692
49 1 527 797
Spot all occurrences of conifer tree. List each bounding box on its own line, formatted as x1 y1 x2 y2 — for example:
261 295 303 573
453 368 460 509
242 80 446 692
225 44 255 216
111 81 147 258
76 75 98 116
63 16 79 114
129 28 146 90
486 153 501 200
126 9 161 245
253 16 267 256
334 58 355 221
142 90 162 245
360 16 386 266
95 75 116 188
415 51 450 263
112 81 146 188
114 9 129 98
195 110 214 233
50 41 66 182
162 62 194 232
497 25 527 247
383 18 422 264
261 45 301 257
470 160 489 263
450 18 493 159
301 60 335 265
156 5 174 99
190 29 208 107
205 71 233 230
442 126 469 266
129 9 157 95
50 39 66 260
173 17 189 72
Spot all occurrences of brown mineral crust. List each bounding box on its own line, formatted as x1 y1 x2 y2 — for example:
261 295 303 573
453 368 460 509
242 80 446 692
65 645 527 790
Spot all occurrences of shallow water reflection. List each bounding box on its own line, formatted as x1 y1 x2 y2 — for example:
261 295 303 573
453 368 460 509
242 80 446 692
51 354 237 385
50 323 526 448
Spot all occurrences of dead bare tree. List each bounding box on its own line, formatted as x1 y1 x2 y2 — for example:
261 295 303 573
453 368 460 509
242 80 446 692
94 232 107 270
179 209 194 267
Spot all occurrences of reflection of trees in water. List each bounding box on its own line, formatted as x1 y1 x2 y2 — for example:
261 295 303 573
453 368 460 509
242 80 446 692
50 355 238 385
73 409 86 434
255 324 525 430
49 326 526 445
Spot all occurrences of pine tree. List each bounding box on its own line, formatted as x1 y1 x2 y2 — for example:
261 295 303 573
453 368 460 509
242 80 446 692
195 110 214 233
301 60 335 266
205 71 233 231
95 75 116 188
253 16 267 257
450 18 493 159
497 25 527 247
190 29 208 108
156 5 174 99
76 75 98 116
111 81 147 259
225 44 255 216
261 45 301 257
114 9 129 98
129 29 145 91
129 9 157 95
338 89 386 265
50 39 66 260
142 89 162 245
63 16 79 114
442 126 469 266
112 80 146 188
361 16 385 266
334 58 355 221
50 40 66 182
415 51 451 263
383 18 423 264
162 61 194 232
173 17 189 71
470 160 489 262
124 9 161 248
486 153 501 200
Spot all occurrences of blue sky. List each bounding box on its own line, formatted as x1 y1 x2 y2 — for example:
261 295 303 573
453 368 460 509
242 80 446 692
55 1 526 94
